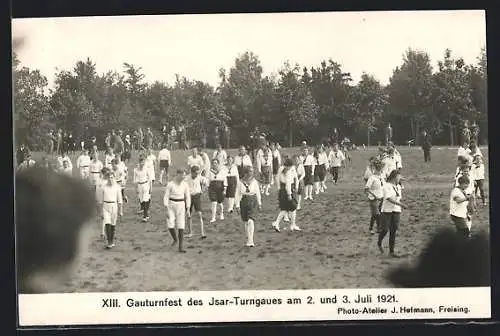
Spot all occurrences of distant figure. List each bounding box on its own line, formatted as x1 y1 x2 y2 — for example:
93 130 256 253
145 127 154 149
201 130 207 149
46 131 55 155
421 130 432 162
387 228 490 287
470 121 480 146
137 128 144 150
16 144 30 166
461 121 471 146
180 125 188 150
213 126 220 149
384 123 393 146
223 123 231 149
331 127 339 145
16 167 95 293
56 129 63 155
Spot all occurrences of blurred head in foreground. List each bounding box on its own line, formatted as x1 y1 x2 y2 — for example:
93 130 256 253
16 167 95 293
387 228 490 287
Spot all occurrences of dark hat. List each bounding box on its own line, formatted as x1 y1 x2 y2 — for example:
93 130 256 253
386 228 490 287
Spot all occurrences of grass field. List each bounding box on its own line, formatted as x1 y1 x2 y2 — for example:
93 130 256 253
30 146 490 292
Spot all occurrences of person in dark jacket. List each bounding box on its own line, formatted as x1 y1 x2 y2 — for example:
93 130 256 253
421 130 432 162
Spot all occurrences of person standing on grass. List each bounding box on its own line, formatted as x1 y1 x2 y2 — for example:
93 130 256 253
365 159 385 234
104 147 115 169
200 149 211 177
207 158 228 223
56 150 73 172
17 152 36 172
234 146 253 179
158 143 172 185
314 145 328 194
145 147 157 189
421 130 432 162
381 149 397 180
122 134 132 163
235 166 262 247
388 143 403 170
225 156 239 213
377 170 407 257
187 147 205 173
112 158 128 204
328 143 345 185
450 175 475 238
363 157 376 183
134 155 152 222
302 147 316 201
213 143 227 167
453 164 476 233
89 153 104 189
76 149 91 180
163 169 191 253
270 142 281 188
468 141 483 159
257 145 273 196
97 169 123 249
471 155 486 205
186 165 208 239
293 154 306 211
272 158 301 233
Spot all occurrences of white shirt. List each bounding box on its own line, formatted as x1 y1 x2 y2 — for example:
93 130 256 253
235 178 262 208
363 165 374 181
317 152 328 166
302 154 316 166
163 181 191 208
212 150 227 165
207 167 228 186
469 147 483 158
201 152 211 172
457 146 471 158
272 149 281 166
18 159 36 171
234 154 252 167
186 175 208 195
99 182 123 204
76 155 91 169
328 150 345 167
295 164 305 181
226 165 239 177
90 160 103 174
394 151 403 169
112 165 127 183
471 163 485 181
450 187 468 218
60 166 73 177
104 154 115 168
382 157 397 178
381 183 403 213
133 166 152 183
187 155 205 169
57 155 72 170
365 174 385 200
145 154 156 169
158 149 171 162
454 168 474 193
278 166 295 195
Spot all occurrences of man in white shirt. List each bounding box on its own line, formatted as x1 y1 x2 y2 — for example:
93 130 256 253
364 159 385 234
450 175 473 238
158 143 172 185
98 169 123 249
187 147 205 172
164 169 191 253
328 144 345 184
212 143 227 166
76 149 91 180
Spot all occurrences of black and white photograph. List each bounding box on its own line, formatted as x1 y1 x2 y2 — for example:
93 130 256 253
14 10 491 325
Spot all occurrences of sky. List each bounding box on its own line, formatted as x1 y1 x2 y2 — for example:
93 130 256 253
12 10 486 90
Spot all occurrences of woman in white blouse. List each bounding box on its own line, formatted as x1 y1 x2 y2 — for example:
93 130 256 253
207 158 228 223
235 166 262 247
302 147 316 201
234 146 253 178
272 158 301 232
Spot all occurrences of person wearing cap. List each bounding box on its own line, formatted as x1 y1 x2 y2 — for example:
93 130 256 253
163 169 191 253
272 157 301 232
235 165 262 247
134 155 153 222
97 168 123 249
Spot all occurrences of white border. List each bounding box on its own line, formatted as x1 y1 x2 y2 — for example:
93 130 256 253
18 287 491 326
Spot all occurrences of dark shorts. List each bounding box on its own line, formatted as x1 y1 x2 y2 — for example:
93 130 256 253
208 180 225 203
474 179 484 189
278 188 297 212
369 199 382 216
314 164 327 182
226 176 237 198
304 165 314 185
272 157 280 175
380 212 400 231
160 160 169 171
450 215 468 230
240 194 258 222
190 193 202 213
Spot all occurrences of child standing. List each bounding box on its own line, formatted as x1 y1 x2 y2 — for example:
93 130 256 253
315 145 328 193
270 142 281 187
145 148 157 189
272 158 301 232
328 143 345 184
157 143 172 185
364 159 385 234
104 147 115 169
294 155 305 210
225 156 239 213
450 175 474 238
163 169 191 253
363 157 376 183
258 145 273 196
378 170 407 257
471 155 486 205
302 147 316 200
98 169 123 249
186 166 208 239
133 155 152 222
235 166 262 247
207 158 228 223
89 153 104 191
112 158 128 204
234 146 253 179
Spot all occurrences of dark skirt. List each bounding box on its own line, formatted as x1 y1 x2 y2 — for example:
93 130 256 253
190 193 202 213
278 184 297 212
226 176 237 198
272 157 280 175
304 165 314 185
240 194 258 221
314 164 326 182
297 179 304 195
260 165 272 184
208 180 225 203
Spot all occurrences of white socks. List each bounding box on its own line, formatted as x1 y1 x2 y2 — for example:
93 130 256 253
219 203 224 219
227 198 235 211
210 202 217 222
246 219 255 246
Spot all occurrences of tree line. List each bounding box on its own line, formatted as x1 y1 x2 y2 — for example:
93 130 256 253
12 47 487 150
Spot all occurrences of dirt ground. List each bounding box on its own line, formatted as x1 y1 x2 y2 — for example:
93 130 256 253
28 146 489 292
